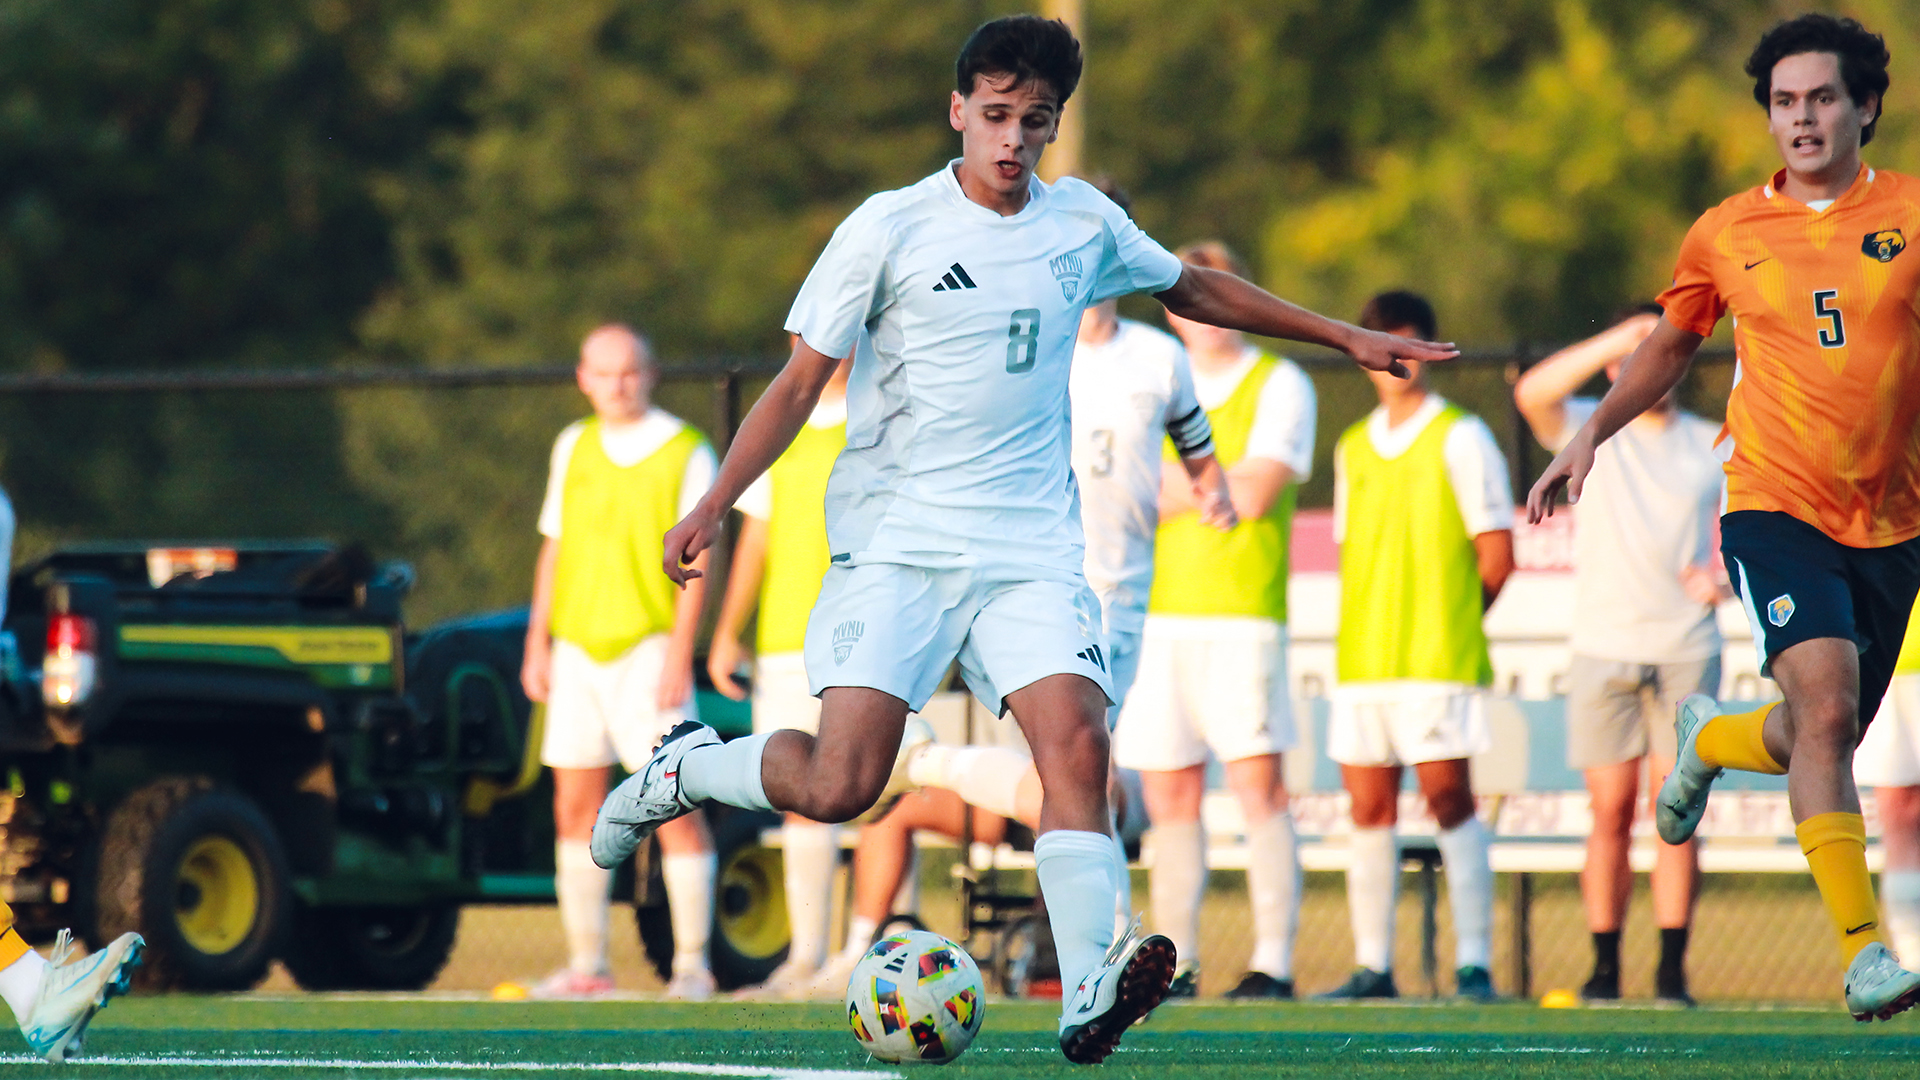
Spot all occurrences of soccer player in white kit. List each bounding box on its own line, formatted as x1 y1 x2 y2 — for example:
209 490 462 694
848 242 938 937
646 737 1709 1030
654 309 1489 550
591 17 1454 1061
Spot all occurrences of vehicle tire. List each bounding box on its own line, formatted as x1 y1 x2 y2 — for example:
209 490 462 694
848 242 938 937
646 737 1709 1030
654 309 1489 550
632 809 788 990
283 903 461 991
94 777 292 991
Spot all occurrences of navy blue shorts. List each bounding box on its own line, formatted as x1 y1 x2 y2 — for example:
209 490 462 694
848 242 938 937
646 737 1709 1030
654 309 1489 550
1721 510 1920 729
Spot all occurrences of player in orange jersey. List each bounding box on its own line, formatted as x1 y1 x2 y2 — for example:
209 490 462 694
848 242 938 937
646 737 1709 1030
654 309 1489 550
1529 12 1920 1021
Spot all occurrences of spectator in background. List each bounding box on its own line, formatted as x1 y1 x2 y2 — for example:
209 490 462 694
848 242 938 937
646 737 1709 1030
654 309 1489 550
1856 609 1920 967
1321 291 1513 1002
521 325 719 999
707 344 850 998
1515 306 1725 1006
1113 240 1312 999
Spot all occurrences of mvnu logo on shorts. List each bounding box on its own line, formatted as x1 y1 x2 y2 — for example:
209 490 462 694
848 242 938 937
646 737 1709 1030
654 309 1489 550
1768 594 1795 627
833 620 865 665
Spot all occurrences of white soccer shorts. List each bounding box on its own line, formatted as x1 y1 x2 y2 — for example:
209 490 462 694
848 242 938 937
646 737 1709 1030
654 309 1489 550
803 562 1113 716
1327 682 1492 768
751 650 822 735
1104 624 1143 728
1111 615 1296 771
541 634 693 771
1857 674 1920 789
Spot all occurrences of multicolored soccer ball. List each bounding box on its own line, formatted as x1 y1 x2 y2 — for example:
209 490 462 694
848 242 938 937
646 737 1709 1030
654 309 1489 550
844 930 985 1064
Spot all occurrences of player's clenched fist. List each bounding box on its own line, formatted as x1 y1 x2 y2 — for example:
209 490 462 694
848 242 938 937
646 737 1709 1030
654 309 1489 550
663 508 722 586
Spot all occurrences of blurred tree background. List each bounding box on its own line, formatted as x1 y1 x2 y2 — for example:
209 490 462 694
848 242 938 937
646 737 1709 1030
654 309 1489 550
2 0 1914 620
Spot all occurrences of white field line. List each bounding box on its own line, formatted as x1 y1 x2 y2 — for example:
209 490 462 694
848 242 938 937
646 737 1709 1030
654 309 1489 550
0 1056 894 1079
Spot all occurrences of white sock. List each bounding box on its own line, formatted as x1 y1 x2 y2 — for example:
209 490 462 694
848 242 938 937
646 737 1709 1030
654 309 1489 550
0 948 47 1022
555 839 612 976
1146 821 1205 965
1111 830 1133 935
906 745 1029 820
1348 826 1399 973
1436 816 1494 970
1034 829 1121 1001
843 914 881 958
1245 812 1301 979
678 733 774 811
782 820 838 971
662 851 716 973
1882 870 1920 967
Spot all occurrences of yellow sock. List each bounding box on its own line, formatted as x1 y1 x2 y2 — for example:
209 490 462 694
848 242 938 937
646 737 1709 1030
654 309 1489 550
1798 812 1882 967
1695 704 1786 774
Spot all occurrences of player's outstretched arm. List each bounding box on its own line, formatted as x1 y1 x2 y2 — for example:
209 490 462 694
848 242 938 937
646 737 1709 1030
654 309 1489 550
1154 266 1457 378
1513 312 1660 446
1525 317 1705 523
662 338 840 585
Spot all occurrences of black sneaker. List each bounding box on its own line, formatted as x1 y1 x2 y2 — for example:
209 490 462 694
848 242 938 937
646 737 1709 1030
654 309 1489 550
1655 968 1696 1008
1314 968 1397 1000
1580 969 1621 1003
1454 966 1496 1002
1165 966 1199 999
1224 971 1294 1000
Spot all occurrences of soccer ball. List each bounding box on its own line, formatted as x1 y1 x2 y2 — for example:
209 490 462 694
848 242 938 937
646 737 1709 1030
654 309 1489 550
844 929 985 1064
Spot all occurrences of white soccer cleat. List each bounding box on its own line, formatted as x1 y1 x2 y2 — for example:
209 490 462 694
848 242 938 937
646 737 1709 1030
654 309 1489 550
591 720 721 869
665 965 716 1002
20 930 143 1063
1846 942 1920 1022
1057 921 1177 1065
850 716 934 825
1655 694 1725 845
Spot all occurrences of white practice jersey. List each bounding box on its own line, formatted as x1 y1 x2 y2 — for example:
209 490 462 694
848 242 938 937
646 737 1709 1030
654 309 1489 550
785 163 1185 578
1069 319 1212 634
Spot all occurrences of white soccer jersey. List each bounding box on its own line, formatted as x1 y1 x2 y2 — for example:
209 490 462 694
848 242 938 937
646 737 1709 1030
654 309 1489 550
1069 318 1211 634
784 164 1185 579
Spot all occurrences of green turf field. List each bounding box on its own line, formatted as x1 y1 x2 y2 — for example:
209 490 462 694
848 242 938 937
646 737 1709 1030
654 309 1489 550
10 997 1919 1079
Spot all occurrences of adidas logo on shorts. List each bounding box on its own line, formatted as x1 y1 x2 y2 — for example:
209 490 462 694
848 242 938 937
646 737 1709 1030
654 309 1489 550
1075 644 1106 673
833 620 865 665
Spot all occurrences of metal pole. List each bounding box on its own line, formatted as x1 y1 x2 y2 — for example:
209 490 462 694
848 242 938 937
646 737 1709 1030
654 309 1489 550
1038 0 1084 183
1513 871 1534 1000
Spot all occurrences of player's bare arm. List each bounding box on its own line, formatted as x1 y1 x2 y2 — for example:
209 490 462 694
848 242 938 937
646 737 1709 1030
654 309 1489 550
1159 455 1278 527
662 340 840 584
1155 452 1239 530
706 513 769 700
520 536 560 702
1526 317 1704 522
1155 266 1457 378
657 550 709 709
1513 312 1660 444
1474 530 1516 609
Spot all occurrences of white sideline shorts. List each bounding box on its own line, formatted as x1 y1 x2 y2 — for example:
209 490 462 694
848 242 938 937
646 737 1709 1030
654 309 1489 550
1565 654 1721 770
1857 673 1920 788
542 635 693 772
1105 623 1143 728
1112 615 1296 771
751 650 822 735
1328 682 1491 768
804 562 1113 717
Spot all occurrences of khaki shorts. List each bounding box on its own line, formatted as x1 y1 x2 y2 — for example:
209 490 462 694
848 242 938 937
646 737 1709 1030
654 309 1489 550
1565 654 1721 770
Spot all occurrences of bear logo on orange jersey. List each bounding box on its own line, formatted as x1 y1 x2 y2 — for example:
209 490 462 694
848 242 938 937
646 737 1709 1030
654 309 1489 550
1862 230 1906 263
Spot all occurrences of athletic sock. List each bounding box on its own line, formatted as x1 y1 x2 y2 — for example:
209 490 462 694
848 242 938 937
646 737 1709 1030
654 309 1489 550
1348 826 1399 973
782 820 839 971
1034 829 1122 1001
1437 817 1495 970
679 733 775 811
0 948 46 1022
1695 704 1786 775
1590 930 1621 980
555 839 613 976
1797 812 1882 966
662 851 717 973
1146 821 1206 967
1657 926 1690 983
906 745 1030 820
1245 812 1301 979
1111 829 1133 935
843 914 881 958
1880 870 1920 967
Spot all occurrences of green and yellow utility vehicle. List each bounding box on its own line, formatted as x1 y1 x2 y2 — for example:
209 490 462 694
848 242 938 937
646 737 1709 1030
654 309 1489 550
0 541 786 991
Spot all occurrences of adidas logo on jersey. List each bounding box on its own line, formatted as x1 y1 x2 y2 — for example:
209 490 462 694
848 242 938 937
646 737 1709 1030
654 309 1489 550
833 620 865 665
1075 644 1106 672
930 263 978 292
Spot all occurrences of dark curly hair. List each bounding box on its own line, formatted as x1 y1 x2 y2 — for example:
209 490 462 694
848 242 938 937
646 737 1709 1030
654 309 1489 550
955 16 1083 104
1359 291 1438 342
1745 13 1890 146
